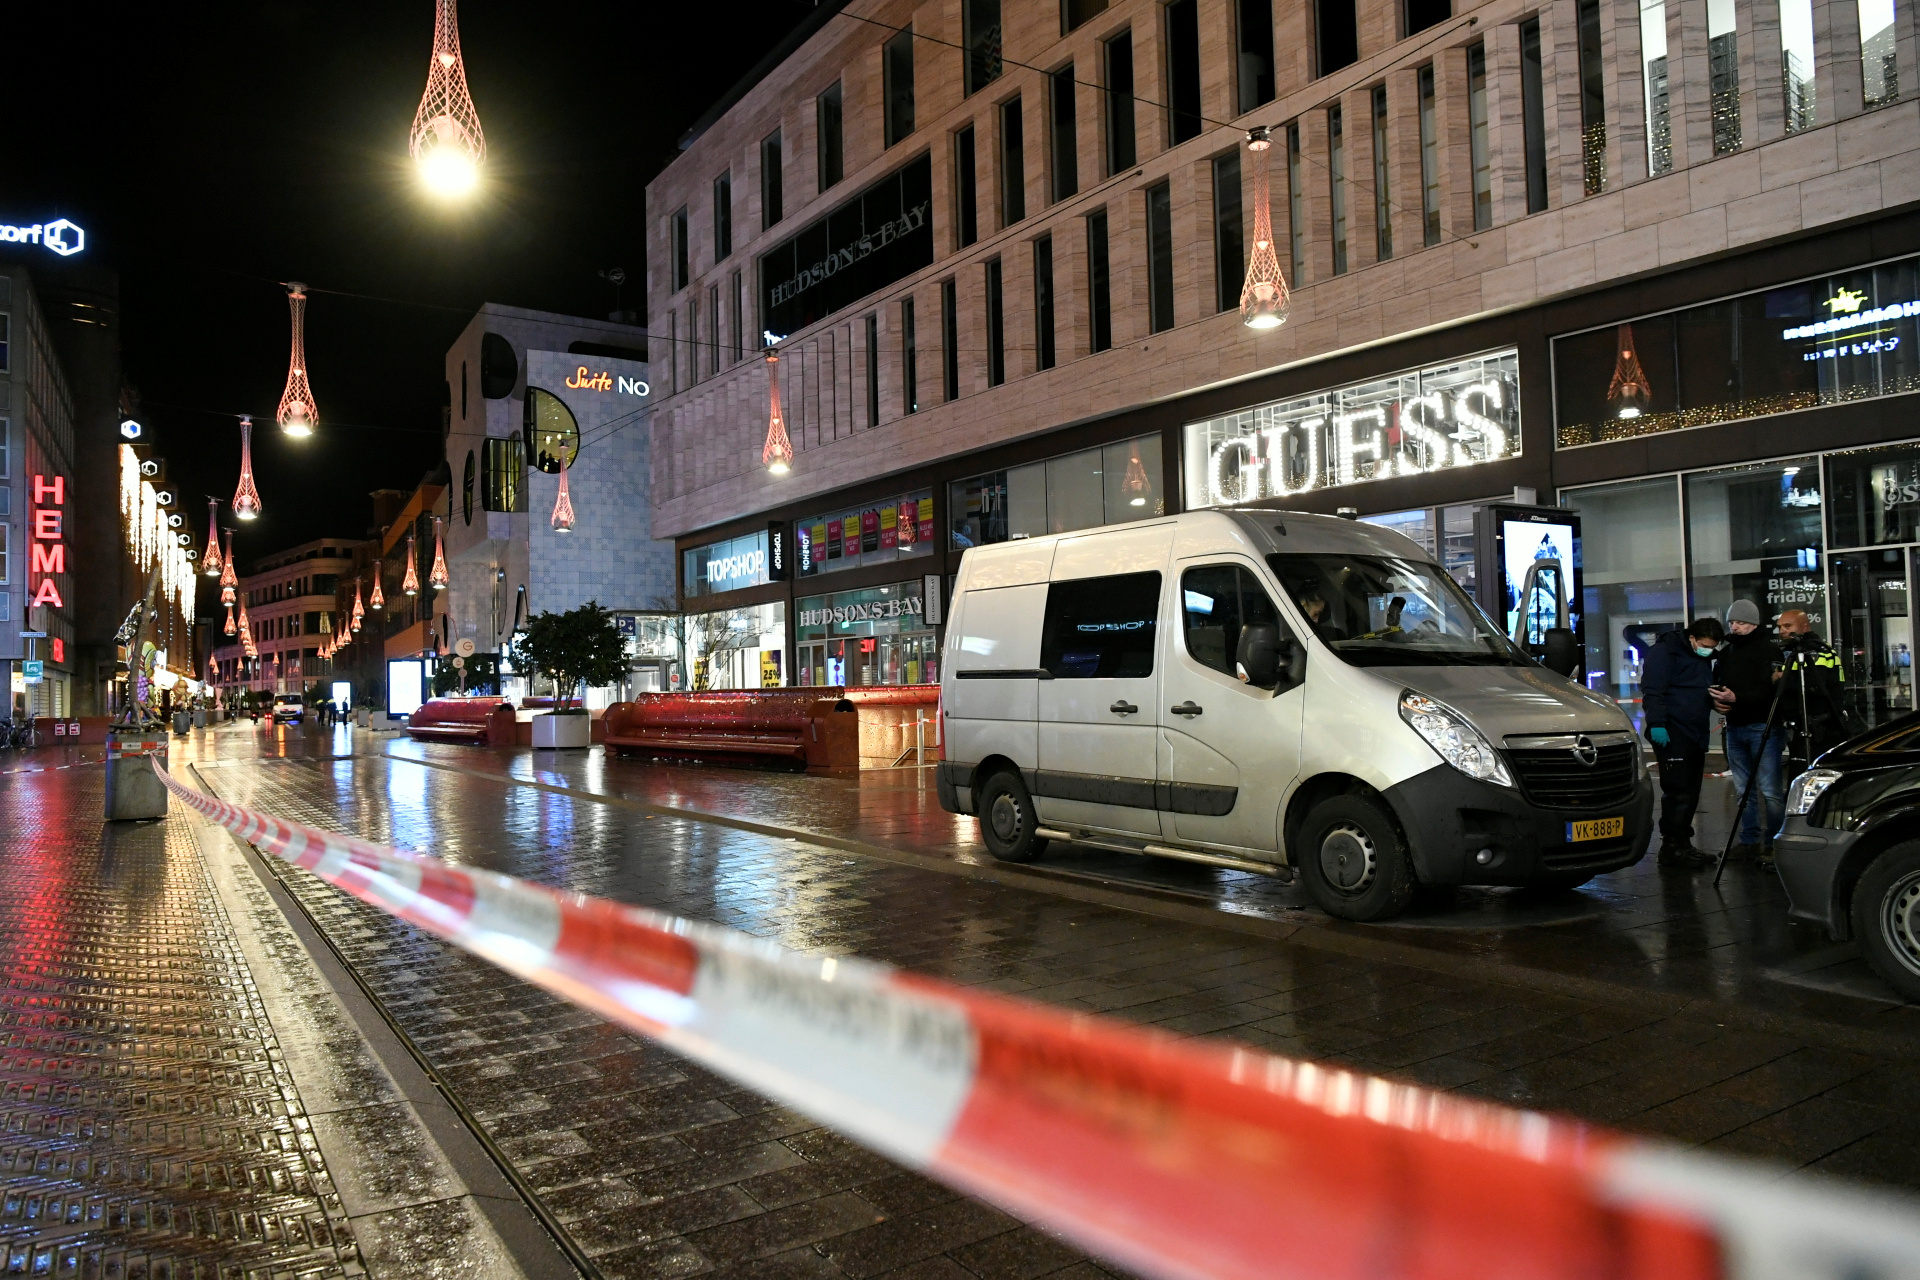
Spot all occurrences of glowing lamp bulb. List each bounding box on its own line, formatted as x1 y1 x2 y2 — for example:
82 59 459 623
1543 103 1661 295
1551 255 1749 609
1130 497 1147 507
419 139 479 197
768 459 791 476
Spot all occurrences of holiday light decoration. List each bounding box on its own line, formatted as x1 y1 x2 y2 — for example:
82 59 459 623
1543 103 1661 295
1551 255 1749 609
239 601 256 658
232 416 262 520
762 350 794 474
1240 127 1291 331
201 500 223 575
277 283 318 437
118 444 198 626
410 0 487 197
351 579 365 632
1605 323 1653 419
225 604 236 637
402 533 420 596
429 517 449 590
219 529 237 605
369 568 385 611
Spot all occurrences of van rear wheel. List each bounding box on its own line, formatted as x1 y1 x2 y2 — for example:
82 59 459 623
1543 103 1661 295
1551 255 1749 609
1297 794 1416 922
977 770 1049 864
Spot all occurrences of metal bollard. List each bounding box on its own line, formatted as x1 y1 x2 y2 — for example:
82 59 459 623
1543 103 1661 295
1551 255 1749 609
104 728 169 821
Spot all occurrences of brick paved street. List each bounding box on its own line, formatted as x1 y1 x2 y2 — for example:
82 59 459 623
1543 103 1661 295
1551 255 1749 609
11 721 1920 1280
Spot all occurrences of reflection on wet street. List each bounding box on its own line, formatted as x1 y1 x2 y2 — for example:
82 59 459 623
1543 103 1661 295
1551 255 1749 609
23 717 1918 1278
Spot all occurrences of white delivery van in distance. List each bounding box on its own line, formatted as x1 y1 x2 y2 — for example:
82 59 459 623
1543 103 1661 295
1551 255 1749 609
935 509 1653 922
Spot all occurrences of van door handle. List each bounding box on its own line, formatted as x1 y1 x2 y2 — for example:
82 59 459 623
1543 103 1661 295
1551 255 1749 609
1109 700 1138 715
1171 701 1203 717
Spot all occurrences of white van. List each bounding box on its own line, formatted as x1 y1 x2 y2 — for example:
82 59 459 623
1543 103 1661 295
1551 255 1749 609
936 509 1653 921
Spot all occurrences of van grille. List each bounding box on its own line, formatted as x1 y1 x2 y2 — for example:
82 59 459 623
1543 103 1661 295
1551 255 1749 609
1506 742 1637 809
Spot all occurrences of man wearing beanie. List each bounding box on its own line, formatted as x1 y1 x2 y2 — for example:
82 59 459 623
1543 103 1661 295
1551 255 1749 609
1711 599 1784 859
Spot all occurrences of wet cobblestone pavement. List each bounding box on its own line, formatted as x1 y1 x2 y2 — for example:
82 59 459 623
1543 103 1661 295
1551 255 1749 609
0 762 363 1278
20 717 1920 1278
168 719 1920 1276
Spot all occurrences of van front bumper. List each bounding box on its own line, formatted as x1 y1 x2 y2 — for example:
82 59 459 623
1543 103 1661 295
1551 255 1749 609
1772 816 1854 937
1381 764 1654 886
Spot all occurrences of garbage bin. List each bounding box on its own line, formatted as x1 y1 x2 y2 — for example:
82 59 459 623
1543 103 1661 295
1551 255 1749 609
172 708 190 736
105 727 169 820
192 708 207 728
355 707 370 728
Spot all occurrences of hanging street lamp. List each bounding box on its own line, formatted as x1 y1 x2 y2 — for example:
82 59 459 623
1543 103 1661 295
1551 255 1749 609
219 529 238 605
231 417 262 520
429 517 450 590
277 283 318 437
410 0 487 197
762 349 794 475
369 567 386 611
201 500 223 575
403 533 421 596
1240 127 1292 331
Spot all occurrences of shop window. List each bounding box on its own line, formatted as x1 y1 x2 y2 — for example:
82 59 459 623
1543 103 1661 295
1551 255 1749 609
1828 443 1920 547
481 435 524 513
1372 86 1393 260
1520 19 1548 213
1577 0 1607 193
713 170 733 259
949 433 1164 550
684 531 772 598
796 582 936 687
1105 30 1136 174
956 125 979 247
1035 234 1057 370
1000 97 1026 225
1781 0 1817 131
1237 0 1275 113
1146 182 1174 333
818 83 844 191
1861 0 1899 106
1360 508 1435 556
797 490 935 577
1833 547 1913 725
1049 64 1078 201
1686 459 1825 626
684 602 787 690
1554 255 1920 447
1167 0 1203 142
965 0 1003 94
1640 0 1672 174
885 28 916 146
1212 151 1243 313
1041 572 1162 678
1559 476 1684 723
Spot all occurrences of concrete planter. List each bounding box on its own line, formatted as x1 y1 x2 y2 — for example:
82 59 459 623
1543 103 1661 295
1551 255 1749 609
532 712 591 749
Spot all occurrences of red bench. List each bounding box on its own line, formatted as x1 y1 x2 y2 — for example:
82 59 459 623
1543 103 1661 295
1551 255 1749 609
603 692 858 770
407 697 516 746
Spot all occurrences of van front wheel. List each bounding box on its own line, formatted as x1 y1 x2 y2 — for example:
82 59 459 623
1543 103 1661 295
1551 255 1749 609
977 771 1050 864
1297 794 1416 921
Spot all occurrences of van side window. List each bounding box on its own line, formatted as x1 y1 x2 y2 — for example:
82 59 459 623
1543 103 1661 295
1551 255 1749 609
1181 564 1288 678
1040 572 1161 678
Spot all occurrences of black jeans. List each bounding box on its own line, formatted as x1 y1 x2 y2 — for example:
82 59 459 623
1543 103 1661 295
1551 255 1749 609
1657 738 1708 844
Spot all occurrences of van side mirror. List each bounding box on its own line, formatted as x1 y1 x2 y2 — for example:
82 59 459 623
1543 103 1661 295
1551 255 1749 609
1542 627 1579 679
1236 625 1282 689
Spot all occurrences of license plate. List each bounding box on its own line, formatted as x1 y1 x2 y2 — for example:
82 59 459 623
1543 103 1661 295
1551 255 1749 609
1566 817 1624 842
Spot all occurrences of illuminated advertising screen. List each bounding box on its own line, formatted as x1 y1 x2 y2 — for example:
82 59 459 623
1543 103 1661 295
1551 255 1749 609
386 659 426 718
1501 518 1577 644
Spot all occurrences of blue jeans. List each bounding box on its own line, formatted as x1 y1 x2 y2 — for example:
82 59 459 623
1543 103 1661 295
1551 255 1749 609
1723 722 1785 845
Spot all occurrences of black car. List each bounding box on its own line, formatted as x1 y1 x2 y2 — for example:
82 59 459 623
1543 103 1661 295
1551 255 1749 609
1775 710 1920 1001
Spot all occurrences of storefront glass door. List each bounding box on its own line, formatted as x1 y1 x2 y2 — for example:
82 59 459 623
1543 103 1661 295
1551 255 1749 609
1832 548 1913 725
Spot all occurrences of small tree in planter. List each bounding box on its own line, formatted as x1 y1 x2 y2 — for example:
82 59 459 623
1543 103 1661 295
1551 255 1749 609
509 602 626 739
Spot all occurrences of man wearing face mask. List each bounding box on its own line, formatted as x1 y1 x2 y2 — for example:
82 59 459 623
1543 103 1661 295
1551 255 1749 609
1641 616 1727 866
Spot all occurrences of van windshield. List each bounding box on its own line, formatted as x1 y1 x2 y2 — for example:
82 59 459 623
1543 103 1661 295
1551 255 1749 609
1266 553 1529 668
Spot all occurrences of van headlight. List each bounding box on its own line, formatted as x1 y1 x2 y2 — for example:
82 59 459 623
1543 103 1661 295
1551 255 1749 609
1399 691 1513 787
1785 769 1843 816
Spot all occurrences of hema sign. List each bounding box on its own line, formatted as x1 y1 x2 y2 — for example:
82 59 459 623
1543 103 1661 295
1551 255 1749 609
0 218 84 256
759 154 933 337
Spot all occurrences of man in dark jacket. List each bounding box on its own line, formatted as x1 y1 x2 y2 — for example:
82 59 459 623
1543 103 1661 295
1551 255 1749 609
1711 600 1784 857
1642 616 1726 865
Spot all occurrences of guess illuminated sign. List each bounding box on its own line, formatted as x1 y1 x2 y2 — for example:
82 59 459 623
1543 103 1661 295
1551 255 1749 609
564 366 649 396
0 218 85 256
29 474 66 610
1184 350 1521 508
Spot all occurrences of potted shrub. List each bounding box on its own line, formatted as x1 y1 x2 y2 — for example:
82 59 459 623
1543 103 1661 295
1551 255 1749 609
509 601 626 749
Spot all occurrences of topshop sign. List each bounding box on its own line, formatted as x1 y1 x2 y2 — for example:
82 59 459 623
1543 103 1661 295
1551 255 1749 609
0 218 85 256
1184 350 1521 508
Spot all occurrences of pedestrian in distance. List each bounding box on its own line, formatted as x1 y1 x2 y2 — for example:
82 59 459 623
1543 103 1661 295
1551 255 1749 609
1711 600 1784 861
1642 615 1726 866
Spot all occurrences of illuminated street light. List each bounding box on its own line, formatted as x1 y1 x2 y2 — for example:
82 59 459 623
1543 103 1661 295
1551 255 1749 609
277 283 318 437
1240 127 1291 331
410 0 486 198
762 350 793 476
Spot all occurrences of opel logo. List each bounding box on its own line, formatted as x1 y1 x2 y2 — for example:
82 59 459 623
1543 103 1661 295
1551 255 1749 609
1571 735 1599 767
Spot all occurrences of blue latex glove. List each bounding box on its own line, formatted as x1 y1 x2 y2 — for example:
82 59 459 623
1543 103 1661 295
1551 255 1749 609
1649 727 1669 747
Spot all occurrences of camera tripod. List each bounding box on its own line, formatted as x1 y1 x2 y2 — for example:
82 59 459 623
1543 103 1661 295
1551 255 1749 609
1711 646 1836 885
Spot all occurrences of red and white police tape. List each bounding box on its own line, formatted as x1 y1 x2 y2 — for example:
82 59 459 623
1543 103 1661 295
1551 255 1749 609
153 759 1920 1280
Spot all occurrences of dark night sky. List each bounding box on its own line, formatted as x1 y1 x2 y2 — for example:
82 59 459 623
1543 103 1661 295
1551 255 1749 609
7 1 814 564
